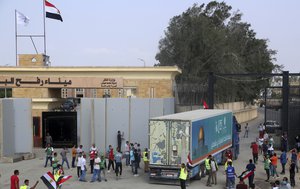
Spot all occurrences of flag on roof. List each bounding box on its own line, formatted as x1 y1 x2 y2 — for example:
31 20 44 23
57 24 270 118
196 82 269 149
16 10 30 26
45 0 63 22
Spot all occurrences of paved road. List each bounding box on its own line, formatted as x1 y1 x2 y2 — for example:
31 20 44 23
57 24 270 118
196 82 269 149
0 111 298 189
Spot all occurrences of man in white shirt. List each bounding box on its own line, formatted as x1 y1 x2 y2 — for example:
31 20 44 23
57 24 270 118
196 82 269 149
90 154 101 182
76 153 82 178
79 154 87 182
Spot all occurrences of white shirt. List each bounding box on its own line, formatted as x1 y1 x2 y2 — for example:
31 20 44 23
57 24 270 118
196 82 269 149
211 160 217 172
94 157 100 170
77 156 82 167
81 158 86 171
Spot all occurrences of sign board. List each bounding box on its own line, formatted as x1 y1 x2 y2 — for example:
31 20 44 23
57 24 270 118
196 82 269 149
0 76 123 88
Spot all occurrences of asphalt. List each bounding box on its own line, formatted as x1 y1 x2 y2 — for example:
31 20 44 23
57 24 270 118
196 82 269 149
0 110 299 189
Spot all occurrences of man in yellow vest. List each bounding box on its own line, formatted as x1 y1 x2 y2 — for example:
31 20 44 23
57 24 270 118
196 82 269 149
179 163 188 189
20 179 38 189
143 148 150 173
205 155 212 186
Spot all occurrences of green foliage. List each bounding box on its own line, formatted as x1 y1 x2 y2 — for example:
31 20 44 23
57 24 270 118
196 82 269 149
156 1 279 103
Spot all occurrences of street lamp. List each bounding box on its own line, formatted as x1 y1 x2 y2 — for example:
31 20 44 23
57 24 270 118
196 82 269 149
137 58 146 67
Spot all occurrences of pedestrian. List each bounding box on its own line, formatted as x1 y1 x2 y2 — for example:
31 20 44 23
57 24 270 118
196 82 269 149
264 155 271 182
44 132 53 146
179 163 187 189
269 135 274 147
137 143 141 168
250 142 259 164
258 138 264 154
289 160 296 187
245 159 256 187
124 141 130 166
263 132 269 142
10 170 19 189
225 149 233 161
205 155 212 187
226 161 237 189
44 143 53 167
280 177 291 189
290 149 299 173
52 152 59 174
71 145 77 168
20 179 39 189
54 164 64 182
279 150 287 174
79 154 87 182
210 156 218 185
107 145 115 172
60 147 70 169
268 144 274 156
117 130 122 151
133 148 139 176
76 152 82 178
295 135 300 152
224 158 233 187
115 147 123 180
244 123 249 138
281 132 288 152
258 123 264 139
99 155 107 182
143 148 149 172
270 153 279 178
89 144 98 174
236 178 248 189
76 144 84 155
130 143 135 173
262 141 268 156
90 153 100 182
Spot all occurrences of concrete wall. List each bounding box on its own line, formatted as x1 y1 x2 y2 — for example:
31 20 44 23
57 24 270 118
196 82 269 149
78 98 175 153
0 98 32 157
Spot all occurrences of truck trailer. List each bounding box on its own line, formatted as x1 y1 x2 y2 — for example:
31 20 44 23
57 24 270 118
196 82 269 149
148 109 239 184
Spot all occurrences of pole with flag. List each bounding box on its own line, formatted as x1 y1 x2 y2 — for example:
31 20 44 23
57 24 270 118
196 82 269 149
15 10 30 66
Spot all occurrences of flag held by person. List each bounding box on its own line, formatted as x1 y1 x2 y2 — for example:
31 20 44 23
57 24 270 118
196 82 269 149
40 172 57 189
16 10 30 26
45 0 63 22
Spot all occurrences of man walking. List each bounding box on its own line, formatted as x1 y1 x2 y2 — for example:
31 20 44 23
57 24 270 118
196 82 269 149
143 148 149 172
124 141 130 166
44 132 53 146
205 155 212 187
245 159 256 187
250 141 259 164
115 147 123 180
279 150 287 174
244 123 249 138
107 145 115 172
44 143 53 167
76 152 82 178
117 131 122 151
179 163 187 189
60 147 70 169
99 155 107 182
210 156 218 185
79 154 87 182
71 145 77 168
270 153 279 178
10 170 19 189
226 161 236 189
89 144 98 174
90 154 100 182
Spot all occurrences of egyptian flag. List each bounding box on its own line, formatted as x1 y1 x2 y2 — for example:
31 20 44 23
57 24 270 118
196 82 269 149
45 0 63 22
56 175 72 186
238 170 254 180
40 172 57 189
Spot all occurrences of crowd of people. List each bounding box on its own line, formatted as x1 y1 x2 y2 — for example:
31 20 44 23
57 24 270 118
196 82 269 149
42 130 150 184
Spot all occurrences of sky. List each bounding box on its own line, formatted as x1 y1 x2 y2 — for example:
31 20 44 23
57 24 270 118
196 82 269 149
0 0 299 72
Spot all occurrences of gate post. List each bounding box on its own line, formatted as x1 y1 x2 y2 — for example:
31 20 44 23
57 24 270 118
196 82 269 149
208 72 215 109
282 71 289 133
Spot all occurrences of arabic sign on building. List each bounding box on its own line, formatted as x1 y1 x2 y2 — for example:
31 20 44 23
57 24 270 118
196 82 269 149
0 76 123 88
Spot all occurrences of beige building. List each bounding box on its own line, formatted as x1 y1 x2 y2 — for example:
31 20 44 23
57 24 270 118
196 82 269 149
0 54 181 146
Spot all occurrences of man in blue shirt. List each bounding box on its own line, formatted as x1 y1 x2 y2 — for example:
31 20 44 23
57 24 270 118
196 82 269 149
226 161 237 189
245 159 256 187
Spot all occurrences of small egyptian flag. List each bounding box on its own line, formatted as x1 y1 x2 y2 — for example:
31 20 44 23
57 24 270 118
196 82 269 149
45 0 63 22
40 172 57 189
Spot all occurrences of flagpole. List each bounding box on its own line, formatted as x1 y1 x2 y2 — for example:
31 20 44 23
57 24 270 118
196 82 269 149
15 9 18 66
43 0 46 55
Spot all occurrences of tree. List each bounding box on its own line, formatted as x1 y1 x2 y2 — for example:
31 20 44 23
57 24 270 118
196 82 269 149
155 1 279 103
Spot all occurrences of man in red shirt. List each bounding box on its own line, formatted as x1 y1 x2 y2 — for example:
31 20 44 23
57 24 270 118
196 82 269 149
250 141 259 164
10 170 19 189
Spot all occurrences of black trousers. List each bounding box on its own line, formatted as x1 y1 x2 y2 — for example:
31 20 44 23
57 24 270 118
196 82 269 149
115 162 122 176
108 159 115 171
265 169 270 180
77 166 82 178
90 159 94 173
180 179 186 189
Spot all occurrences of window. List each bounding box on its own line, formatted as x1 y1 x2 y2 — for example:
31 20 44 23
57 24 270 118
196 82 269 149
103 89 111 98
61 88 68 98
92 89 97 98
118 89 124 98
75 88 84 98
124 87 137 98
